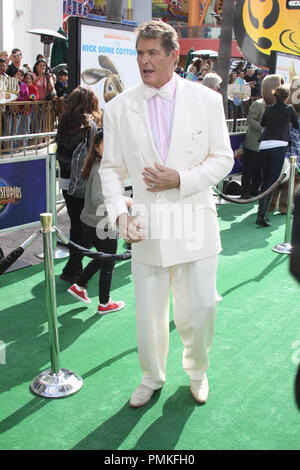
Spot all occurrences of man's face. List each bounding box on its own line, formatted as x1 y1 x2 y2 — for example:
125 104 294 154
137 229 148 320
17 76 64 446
136 37 178 89
60 74 68 83
12 51 22 65
0 61 6 75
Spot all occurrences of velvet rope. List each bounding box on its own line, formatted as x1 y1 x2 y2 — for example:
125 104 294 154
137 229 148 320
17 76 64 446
214 173 287 204
0 247 24 275
59 237 131 262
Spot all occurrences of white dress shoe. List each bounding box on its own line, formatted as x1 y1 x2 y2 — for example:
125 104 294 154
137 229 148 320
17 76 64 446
129 384 155 408
190 374 209 404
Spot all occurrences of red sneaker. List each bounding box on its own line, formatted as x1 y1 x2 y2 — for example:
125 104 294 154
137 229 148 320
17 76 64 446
97 300 125 315
67 284 91 304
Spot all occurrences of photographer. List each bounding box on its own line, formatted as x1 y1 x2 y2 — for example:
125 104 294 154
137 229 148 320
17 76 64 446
32 59 56 100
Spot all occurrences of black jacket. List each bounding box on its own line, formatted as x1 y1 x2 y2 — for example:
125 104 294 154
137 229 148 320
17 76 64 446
260 102 299 144
56 120 97 179
6 63 18 77
55 80 69 98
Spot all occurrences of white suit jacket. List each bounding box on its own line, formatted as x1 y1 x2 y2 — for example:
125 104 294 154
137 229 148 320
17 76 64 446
100 74 234 267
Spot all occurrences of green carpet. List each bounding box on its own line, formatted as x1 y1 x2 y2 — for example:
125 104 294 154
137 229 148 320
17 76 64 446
0 202 299 451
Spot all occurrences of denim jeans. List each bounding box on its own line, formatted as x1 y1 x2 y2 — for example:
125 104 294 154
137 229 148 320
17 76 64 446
259 146 287 194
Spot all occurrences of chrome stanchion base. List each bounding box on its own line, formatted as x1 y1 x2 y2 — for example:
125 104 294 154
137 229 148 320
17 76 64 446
35 245 69 260
272 242 292 255
53 244 70 259
30 368 83 398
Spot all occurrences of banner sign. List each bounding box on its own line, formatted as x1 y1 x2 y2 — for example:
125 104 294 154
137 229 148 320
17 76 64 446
228 78 251 107
80 22 140 109
63 0 95 32
234 0 300 68
0 76 19 103
271 51 300 83
0 158 47 232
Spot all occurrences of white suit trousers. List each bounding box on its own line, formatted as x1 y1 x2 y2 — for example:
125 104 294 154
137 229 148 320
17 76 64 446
131 255 219 390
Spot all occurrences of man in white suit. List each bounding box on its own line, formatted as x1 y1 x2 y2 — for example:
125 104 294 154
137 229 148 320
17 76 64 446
100 21 234 407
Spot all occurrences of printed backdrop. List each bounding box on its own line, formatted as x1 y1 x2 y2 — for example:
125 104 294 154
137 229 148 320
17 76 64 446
0 158 47 232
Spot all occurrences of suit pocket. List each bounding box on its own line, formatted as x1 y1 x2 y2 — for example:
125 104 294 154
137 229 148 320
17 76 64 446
192 129 205 139
187 129 208 154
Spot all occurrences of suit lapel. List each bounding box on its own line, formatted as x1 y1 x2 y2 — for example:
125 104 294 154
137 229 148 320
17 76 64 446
129 84 162 168
165 75 190 167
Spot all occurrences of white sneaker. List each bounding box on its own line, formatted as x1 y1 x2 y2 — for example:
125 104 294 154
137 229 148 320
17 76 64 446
190 374 209 404
129 384 155 408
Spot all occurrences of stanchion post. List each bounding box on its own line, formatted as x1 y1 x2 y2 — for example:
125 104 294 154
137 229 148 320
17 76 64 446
42 212 60 373
49 154 58 251
49 153 69 259
283 156 296 244
30 213 83 398
36 154 69 260
273 156 297 254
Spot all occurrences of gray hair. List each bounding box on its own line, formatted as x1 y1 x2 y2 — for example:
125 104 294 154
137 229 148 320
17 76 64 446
202 73 222 90
135 20 179 58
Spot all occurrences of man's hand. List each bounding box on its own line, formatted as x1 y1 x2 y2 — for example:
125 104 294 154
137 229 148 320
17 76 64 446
142 162 180 192
117 213 145 244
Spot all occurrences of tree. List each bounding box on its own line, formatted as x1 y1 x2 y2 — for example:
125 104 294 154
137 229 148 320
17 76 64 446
215 0 235 118
106 0 123 22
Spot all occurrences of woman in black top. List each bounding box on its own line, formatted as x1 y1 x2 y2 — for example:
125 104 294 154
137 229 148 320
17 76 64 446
56 86 101 283
256 86 299 227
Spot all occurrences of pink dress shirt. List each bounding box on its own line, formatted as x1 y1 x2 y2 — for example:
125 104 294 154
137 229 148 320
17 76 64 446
146 74 176 164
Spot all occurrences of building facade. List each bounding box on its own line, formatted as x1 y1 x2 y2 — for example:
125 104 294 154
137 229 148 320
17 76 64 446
0 0 152 71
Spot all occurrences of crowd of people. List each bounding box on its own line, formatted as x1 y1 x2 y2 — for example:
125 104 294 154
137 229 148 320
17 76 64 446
0 48 69 143
240 74 300 227
177 55 300 229
175 58 265 117
0 48 69 99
